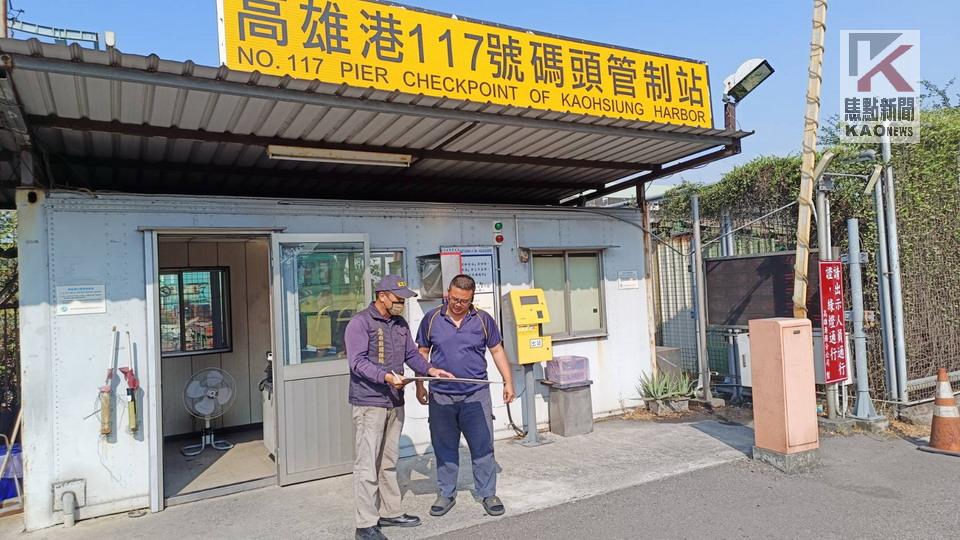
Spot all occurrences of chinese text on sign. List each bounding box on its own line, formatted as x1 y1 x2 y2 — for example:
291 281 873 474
818 261 848 384
219 0 713 128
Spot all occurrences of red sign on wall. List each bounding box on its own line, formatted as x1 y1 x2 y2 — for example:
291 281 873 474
819 261 848 384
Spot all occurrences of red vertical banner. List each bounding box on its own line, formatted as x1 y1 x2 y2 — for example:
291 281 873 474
819 261 848 383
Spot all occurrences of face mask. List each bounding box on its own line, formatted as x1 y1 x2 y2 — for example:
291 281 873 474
388 302 404 316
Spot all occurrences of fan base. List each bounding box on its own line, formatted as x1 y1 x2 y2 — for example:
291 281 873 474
180 430 234 457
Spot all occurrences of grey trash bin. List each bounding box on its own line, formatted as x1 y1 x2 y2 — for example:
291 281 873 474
543 379 594 437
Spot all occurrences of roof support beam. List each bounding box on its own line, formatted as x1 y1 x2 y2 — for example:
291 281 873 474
7 53 738 146
563 142 741 205
27 115 655 172
52 155 601 191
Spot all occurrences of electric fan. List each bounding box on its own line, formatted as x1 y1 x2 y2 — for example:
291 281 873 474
180 368 236 457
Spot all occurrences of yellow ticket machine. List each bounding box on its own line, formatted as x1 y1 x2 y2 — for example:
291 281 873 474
505 289 552 446
508 289 552 364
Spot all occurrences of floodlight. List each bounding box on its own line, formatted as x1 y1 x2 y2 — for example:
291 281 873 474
723 59 775 103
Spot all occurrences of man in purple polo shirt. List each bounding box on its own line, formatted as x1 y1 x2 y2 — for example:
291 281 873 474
414 274 516 518
346 275 453 540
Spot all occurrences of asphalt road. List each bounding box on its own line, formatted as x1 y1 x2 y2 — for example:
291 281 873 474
433 433 959 540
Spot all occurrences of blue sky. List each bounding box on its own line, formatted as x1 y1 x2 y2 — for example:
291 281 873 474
12 0 960 189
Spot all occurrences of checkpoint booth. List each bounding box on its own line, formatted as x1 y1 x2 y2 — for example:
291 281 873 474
0 0 750 529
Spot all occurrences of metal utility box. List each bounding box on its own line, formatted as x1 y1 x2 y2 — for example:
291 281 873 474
506 289 552 364
748 318 819 455
735 334 752 388
737 329 852 389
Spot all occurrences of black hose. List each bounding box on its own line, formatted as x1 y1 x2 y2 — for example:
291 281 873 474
505 399 526 437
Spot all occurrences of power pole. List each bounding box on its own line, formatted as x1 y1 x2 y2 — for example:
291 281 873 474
792 0 828 319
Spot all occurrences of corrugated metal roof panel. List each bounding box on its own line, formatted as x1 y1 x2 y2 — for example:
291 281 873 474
0 38 751 205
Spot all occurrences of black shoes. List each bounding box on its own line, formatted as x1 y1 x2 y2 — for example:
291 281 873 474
357 514 420 539
378 514 422 528
355 526 388 540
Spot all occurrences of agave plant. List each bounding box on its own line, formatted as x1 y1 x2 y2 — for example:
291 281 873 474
637 371 696 401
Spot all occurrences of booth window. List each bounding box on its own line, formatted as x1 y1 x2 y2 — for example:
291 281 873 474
532 251 606 339
370 250 406 292
159 268 231 356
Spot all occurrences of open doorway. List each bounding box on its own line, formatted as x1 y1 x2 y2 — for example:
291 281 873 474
156 234 276 502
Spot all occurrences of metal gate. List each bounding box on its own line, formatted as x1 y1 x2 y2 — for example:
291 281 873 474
648 189 800 385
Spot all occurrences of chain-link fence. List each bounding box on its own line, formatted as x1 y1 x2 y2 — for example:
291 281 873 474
895 140 960 401
649 224 697 373
649 189 800 382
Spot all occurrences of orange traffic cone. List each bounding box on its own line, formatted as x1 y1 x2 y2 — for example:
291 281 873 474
919 368 960 457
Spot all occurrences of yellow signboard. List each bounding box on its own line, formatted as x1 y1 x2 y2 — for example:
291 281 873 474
218 0 713 128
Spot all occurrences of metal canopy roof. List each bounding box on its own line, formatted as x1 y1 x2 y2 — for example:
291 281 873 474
0 38 750 207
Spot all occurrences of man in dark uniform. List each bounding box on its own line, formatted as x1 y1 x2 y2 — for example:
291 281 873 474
414 274 516 518
346 275 453 540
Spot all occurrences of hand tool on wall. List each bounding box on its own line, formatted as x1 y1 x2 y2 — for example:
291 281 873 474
119 331 140 433
99 327 118 436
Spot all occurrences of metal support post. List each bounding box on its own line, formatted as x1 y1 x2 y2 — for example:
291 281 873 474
723 98 737 132
848 219 882 420
691 194 712 402
720 211 735 256
520 364 542 446
639 185 659 377
817 179 838 419
873 173 898 400
718 211 739 400
881 124 909 403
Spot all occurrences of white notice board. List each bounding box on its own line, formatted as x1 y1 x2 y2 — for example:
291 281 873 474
440 246 499 319
618 270 641 290
56 284 106 316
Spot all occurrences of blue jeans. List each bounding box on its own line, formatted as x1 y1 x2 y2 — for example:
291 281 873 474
428 388 497 499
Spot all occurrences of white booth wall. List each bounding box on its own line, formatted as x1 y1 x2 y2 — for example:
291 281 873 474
17 191 651 529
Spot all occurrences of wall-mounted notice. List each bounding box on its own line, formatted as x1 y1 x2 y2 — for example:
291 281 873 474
618 270 640 290
440 246 498 316
56 285 106 316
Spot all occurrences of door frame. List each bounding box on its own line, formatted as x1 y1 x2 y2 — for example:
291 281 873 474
270 233 371 485
143 227 283 512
